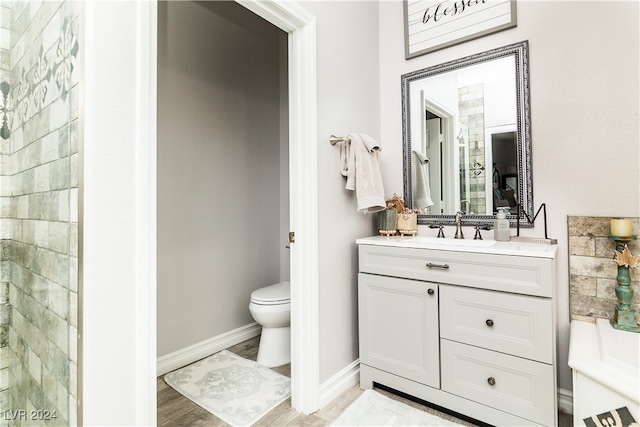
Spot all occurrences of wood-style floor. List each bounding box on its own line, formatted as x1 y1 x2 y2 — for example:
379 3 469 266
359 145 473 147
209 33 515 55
157 336 573 426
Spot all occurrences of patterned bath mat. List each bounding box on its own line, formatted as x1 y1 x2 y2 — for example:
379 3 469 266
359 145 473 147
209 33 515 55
331 389 464 426
164 350 291 426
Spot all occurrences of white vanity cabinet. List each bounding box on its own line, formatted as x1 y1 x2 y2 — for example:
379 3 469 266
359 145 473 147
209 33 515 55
357 236 558 427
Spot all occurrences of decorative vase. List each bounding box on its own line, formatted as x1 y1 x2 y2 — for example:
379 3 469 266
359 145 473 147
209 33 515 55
378 209 397 236
397 212 417 236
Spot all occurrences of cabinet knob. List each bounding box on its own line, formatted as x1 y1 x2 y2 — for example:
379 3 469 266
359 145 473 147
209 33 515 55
485 319 494 327
487 377 496 386
428 288 435 295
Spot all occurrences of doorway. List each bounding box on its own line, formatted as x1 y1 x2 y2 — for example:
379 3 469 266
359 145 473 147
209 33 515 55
484 124 518 214
421 97 456 215
156 0 289 369
156 0 319 416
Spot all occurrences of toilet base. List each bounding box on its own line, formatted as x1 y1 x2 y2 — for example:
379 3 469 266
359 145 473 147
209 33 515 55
257 325 290 367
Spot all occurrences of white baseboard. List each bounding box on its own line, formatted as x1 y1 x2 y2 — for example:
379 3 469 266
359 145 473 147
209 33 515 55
319 359 360 409
156 323 262 376
558 387 573 415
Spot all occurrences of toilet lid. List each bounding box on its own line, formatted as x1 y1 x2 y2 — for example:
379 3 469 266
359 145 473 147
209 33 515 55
250 281 290 305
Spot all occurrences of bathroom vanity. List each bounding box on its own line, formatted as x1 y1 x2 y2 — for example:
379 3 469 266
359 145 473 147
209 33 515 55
357 235 558 426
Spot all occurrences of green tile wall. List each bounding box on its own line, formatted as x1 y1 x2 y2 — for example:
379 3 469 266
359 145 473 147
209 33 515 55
0 1 79 426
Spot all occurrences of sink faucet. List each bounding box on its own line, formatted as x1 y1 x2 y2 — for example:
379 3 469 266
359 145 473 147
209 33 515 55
454 211 464 239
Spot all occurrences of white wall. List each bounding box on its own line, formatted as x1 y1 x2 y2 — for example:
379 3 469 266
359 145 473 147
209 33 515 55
301 1 381 384
82 2 157 424
379 0 640 392
157 1 288 356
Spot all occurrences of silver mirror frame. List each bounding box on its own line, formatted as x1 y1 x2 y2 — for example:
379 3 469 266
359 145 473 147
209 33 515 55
401 40 533 227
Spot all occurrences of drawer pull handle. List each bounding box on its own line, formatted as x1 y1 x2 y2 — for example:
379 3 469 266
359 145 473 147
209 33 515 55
428 288 435 295
426 262 450 269
487 377 496 386
486 319 494 327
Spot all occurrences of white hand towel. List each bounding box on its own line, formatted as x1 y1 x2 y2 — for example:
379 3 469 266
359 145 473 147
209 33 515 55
341 133 386 213
412 150 434 210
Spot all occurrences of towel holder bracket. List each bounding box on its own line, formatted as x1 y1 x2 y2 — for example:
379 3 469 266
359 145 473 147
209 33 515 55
330 135 351 146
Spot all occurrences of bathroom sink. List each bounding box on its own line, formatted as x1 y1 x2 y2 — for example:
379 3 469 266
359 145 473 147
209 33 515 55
357 235 558 258
402 236 496 248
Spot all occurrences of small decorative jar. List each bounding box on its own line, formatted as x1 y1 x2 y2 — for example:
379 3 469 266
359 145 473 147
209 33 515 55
378 209 398 236
397 210 417 236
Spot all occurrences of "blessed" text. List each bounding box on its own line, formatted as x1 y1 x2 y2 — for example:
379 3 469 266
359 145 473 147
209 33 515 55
422 0 489 25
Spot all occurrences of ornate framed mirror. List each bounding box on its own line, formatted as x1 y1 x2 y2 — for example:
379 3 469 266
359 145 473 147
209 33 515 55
401 41 532 227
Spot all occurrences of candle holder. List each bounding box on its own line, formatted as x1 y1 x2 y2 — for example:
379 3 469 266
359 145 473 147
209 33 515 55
608 235 639 333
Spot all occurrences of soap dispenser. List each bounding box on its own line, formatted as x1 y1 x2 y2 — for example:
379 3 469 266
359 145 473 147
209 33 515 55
494 207 511 242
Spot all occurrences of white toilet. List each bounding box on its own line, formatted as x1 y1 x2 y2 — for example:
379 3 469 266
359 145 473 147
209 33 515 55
249 281 291 367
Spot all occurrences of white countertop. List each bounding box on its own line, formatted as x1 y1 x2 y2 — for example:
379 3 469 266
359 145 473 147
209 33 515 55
356 235 558 258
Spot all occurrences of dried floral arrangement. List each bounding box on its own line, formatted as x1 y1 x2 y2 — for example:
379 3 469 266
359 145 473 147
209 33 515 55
385 193 426 216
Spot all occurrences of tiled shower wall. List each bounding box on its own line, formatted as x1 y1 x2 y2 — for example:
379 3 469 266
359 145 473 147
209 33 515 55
458 83 486 214
569 216 640 322
0 1 79 425
1 1 10 416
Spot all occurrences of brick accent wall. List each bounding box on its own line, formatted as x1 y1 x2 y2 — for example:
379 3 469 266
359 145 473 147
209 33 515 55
569 216 640 323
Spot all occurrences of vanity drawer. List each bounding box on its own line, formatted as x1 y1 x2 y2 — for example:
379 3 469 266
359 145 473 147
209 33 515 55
359 244 553 297
440 285 553 363
441 340 556 426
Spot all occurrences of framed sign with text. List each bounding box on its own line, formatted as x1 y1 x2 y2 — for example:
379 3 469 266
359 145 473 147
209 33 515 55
404 0 517 59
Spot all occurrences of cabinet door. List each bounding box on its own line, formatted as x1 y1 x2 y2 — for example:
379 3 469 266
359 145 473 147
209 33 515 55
358 273 440 388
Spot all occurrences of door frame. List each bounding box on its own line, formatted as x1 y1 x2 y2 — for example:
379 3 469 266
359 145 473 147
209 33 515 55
423 97 457 214
236 0 320 415
484 124 518 213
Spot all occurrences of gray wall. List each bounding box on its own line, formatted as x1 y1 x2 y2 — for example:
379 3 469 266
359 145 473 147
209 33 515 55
302 1 381 383
158 0 385 384
157 1 288 356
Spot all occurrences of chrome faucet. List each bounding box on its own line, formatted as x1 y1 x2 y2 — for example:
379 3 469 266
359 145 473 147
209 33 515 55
454 211 464 239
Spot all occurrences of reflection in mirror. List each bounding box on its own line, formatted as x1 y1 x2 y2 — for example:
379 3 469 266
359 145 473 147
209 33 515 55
402 41 533 227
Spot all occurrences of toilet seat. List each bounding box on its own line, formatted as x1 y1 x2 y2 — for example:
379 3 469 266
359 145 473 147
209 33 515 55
250 281 290 305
